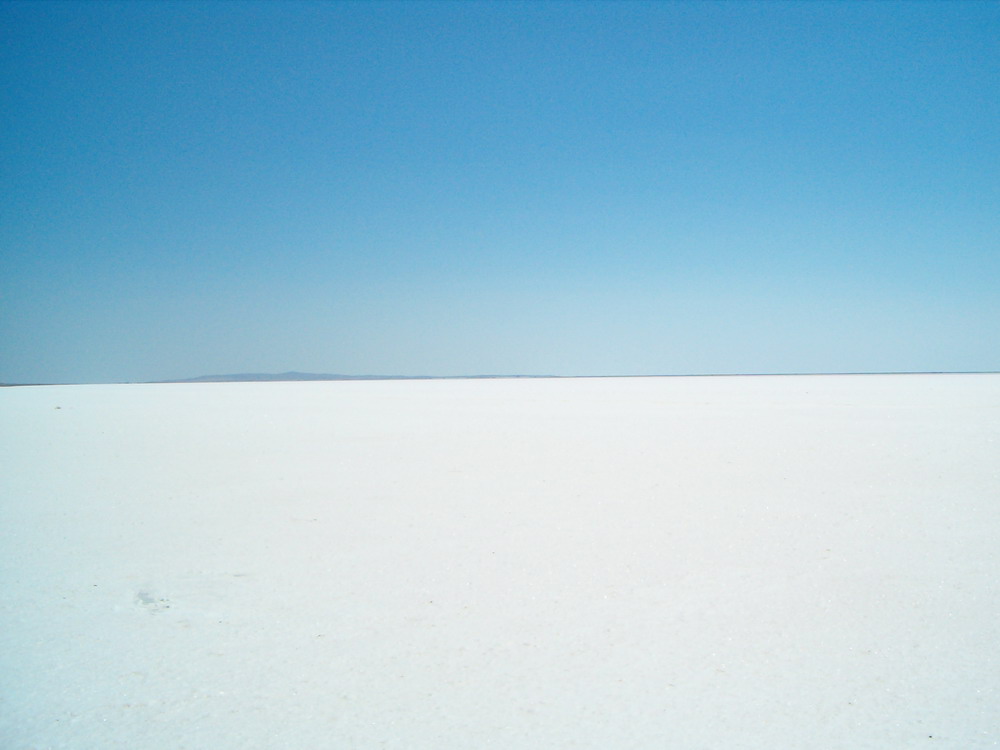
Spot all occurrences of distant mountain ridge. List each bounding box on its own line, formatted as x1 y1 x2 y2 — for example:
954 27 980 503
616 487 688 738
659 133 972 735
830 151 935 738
156 372 549 383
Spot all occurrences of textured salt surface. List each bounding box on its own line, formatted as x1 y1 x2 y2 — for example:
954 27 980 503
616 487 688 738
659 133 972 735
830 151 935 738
2 375 999 748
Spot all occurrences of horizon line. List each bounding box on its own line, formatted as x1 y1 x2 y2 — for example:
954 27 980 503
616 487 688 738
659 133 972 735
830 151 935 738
3 370 999 387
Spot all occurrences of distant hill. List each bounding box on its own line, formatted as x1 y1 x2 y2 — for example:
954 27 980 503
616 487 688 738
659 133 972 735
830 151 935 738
155 372 551 383
159 372 422 383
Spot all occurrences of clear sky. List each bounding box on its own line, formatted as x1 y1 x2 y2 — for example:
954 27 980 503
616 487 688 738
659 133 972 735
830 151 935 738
2 0 998 383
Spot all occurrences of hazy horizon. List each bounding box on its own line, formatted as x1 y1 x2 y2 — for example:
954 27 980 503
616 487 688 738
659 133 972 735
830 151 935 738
5 368 1000 387
3 1 998 383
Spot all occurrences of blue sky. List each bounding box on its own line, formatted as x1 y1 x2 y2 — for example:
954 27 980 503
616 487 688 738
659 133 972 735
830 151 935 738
2 0 998 382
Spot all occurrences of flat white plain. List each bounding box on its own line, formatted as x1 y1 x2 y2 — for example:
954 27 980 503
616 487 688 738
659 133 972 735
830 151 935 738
2 374 999 749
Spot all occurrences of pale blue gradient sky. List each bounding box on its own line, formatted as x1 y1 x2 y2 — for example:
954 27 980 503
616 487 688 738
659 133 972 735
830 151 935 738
2 1 998 383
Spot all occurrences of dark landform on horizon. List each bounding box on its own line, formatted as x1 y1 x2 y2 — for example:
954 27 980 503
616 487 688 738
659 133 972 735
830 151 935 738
154 372 553 383
153 370 994 384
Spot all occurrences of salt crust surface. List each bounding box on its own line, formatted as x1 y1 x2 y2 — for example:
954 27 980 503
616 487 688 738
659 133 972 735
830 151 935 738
2 374 999 749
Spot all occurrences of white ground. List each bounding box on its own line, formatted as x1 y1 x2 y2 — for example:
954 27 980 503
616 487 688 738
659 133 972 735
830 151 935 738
2 374 999 749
